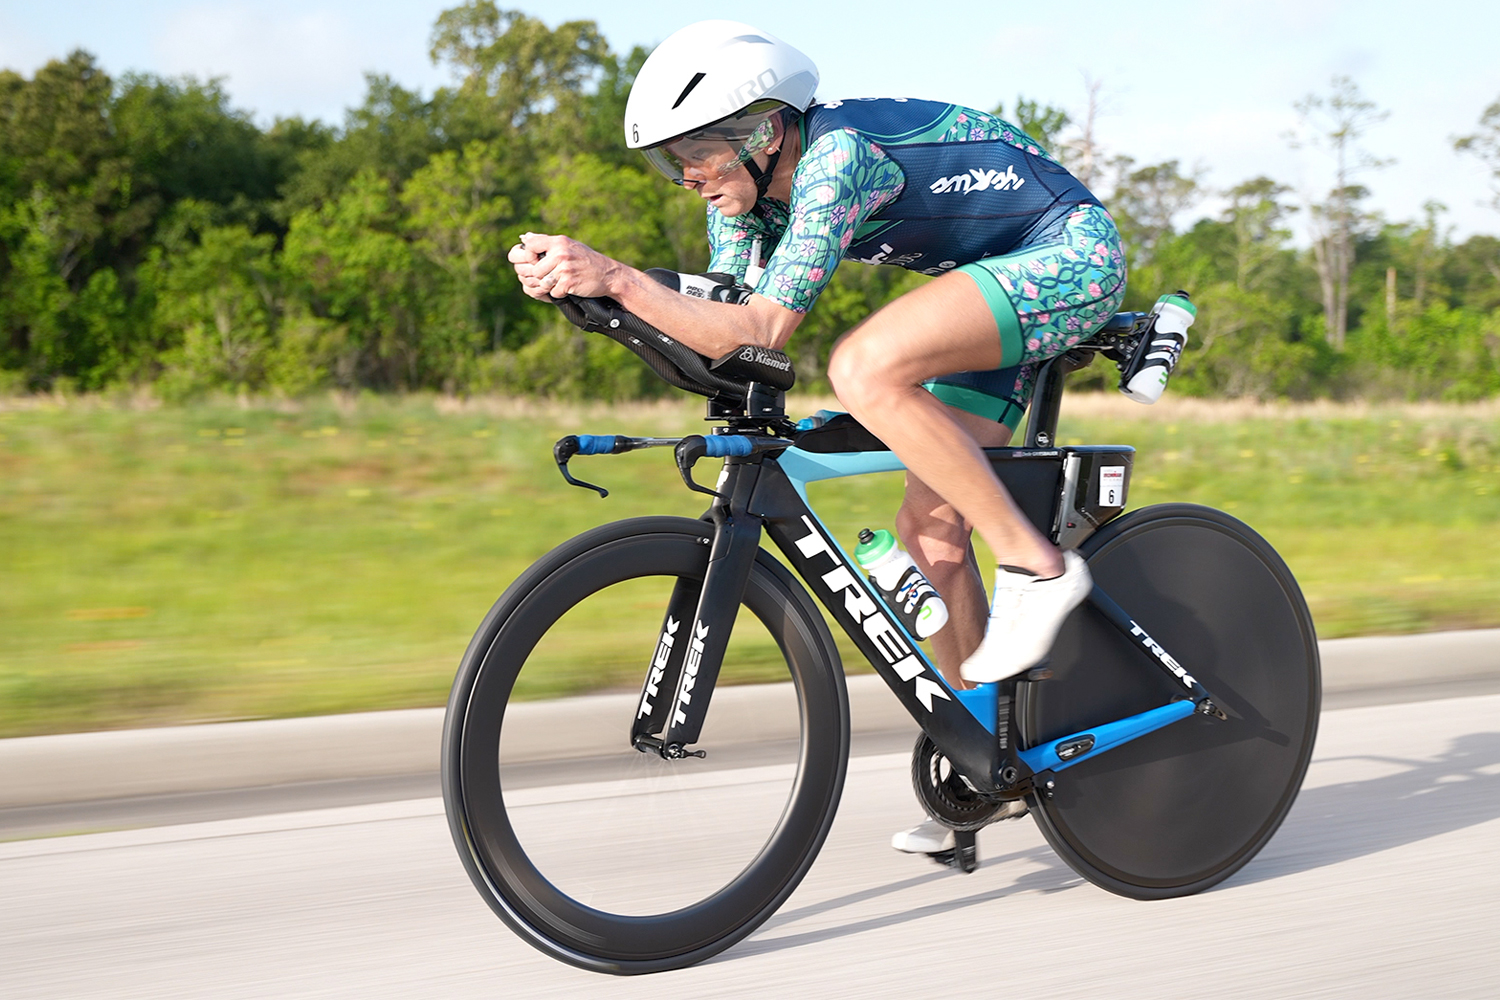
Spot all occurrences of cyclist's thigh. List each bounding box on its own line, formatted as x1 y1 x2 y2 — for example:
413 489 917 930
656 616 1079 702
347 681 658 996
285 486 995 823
830 270 1006 387
957 203 1128 367
924 204 1128 430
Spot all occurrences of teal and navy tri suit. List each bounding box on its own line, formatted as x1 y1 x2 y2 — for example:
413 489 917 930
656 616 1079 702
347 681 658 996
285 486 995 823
707 98 1128 430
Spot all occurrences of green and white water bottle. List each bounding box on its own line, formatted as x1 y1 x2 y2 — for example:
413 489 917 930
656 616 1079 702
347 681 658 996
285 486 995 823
1120 292 1197 404
854 528 949 639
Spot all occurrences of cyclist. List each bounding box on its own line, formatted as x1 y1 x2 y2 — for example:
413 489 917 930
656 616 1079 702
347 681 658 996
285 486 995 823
508 20 1127 855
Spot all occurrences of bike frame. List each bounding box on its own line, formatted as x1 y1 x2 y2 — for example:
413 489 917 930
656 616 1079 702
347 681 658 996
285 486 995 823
627 432 1224 798
546 298 1228 799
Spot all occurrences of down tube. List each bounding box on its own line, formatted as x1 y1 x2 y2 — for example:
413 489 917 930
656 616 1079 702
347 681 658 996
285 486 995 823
750 453 1004 793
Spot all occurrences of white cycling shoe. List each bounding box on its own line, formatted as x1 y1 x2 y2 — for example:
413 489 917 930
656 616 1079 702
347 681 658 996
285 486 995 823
891 801 1030 855
959 551 1092 684
891 817 955 854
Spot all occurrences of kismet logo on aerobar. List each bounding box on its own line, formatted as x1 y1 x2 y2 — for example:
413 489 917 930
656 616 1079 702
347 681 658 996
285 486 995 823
737 346 793 371
791 515 951 712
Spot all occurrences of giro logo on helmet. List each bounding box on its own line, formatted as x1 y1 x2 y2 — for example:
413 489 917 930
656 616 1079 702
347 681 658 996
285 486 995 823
722 69 780 115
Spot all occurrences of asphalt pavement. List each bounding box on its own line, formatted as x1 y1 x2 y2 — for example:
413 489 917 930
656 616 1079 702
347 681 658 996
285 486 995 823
2 692 1497 999
2 628 1498 839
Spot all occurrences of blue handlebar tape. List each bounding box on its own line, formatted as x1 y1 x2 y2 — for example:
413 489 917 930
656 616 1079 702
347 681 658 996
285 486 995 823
574 434 621 456
703 435 755 458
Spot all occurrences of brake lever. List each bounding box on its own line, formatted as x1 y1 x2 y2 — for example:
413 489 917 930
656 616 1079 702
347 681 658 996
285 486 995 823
553 436 609 498
674 436 726 499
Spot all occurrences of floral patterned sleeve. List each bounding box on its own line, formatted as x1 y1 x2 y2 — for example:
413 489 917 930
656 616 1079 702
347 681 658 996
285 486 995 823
755 128 906 314
706 205 781 281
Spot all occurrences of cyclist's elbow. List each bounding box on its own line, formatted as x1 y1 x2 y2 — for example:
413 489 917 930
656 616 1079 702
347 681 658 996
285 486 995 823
744 295 802 350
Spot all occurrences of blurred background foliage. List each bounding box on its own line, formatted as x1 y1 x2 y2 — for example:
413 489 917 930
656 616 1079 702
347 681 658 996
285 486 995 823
3 394 1496 735
1 2 1499 402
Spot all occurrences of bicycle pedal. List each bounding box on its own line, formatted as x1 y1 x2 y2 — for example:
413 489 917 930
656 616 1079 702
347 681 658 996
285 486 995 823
1025 666 1054 681
928 830 979 873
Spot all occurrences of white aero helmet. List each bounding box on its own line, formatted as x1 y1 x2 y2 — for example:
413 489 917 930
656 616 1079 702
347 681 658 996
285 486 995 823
625 21 819 195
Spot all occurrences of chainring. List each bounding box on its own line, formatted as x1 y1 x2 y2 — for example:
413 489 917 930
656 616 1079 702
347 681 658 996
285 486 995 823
910 734 1006 833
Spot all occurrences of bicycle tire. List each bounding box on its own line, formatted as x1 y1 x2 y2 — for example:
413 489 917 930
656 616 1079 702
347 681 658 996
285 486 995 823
442 516 849 974
1020 503 1320 899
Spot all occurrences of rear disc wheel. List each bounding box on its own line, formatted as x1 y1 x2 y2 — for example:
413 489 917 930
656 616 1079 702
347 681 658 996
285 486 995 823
1020 504 1320 898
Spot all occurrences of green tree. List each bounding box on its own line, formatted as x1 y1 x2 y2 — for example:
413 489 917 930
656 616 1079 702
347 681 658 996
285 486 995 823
149 223 279 395
278 75 445 216
1454 96 1500 209
111 74 282 228
282 170 421 389
402 140 512 370
1109 159 1202 268
992 97 1071 154
1291 76 1391 349
537 152 703 270
430 3 608 140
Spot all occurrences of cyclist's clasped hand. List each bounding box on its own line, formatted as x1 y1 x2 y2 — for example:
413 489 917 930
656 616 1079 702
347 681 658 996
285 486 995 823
509 232 619 302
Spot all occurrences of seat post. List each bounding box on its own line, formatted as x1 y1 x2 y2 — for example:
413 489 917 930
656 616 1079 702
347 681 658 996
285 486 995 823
1023 357 1067 448
1023 350 1093 448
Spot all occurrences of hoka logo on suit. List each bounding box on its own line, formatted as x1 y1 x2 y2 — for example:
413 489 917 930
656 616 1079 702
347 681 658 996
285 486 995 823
929 165 1025 195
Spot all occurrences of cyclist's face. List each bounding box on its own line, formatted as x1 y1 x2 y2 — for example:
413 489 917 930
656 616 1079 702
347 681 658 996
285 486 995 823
657 114 783 217
685 157 759 216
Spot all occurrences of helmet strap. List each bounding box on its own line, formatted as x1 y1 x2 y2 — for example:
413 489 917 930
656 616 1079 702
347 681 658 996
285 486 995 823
743 145 781 200
743 111 792 201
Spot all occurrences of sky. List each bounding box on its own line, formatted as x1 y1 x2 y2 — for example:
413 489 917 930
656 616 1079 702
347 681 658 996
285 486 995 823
2 0 1498 240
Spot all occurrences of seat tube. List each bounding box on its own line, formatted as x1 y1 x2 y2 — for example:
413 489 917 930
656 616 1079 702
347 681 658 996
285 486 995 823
660 457 765 748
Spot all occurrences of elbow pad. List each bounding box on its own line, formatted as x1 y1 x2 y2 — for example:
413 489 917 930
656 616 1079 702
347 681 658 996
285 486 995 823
645 268 755 306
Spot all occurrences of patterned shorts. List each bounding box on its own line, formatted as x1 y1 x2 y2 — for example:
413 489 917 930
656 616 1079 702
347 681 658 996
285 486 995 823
922 203 1127 430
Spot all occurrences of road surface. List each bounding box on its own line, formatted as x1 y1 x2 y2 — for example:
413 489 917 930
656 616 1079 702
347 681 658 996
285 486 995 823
3 693 1498 999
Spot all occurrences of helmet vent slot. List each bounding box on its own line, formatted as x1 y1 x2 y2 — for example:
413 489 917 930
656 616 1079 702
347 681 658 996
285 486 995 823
671 72 707 110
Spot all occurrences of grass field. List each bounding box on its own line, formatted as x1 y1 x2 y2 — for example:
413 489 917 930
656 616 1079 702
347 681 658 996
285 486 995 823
2 393 1497 737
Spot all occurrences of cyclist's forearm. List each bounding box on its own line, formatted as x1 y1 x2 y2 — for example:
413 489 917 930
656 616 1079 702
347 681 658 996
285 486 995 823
607 266 801 354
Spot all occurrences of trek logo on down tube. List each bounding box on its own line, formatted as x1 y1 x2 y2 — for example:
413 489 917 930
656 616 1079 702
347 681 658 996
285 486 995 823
791 515 951 712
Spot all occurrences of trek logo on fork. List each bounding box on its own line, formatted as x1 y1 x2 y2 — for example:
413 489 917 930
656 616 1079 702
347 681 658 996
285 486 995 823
791 516 951 712
672 620 713 726
637 616 680 720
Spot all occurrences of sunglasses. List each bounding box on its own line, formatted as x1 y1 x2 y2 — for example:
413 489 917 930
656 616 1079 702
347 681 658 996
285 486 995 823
641 102 784 186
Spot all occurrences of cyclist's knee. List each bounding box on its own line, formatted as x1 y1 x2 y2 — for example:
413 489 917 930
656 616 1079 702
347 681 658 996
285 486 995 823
826 337 875 405
828 329 903 408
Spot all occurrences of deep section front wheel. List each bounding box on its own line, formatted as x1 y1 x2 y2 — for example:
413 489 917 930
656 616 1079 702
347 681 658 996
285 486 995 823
442 516 849 974
1021 503 1320 899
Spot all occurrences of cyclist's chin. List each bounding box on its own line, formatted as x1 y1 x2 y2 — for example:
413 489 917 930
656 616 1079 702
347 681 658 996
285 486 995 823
701 184 755 217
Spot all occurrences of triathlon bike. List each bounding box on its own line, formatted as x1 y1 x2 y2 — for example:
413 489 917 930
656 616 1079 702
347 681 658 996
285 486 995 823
441 293 1321 974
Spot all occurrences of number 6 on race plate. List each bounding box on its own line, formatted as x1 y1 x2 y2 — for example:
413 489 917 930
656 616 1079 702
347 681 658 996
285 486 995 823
1100 466 1126 507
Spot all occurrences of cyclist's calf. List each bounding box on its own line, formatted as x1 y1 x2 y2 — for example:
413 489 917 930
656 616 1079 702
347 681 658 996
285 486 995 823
895 475 992 688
